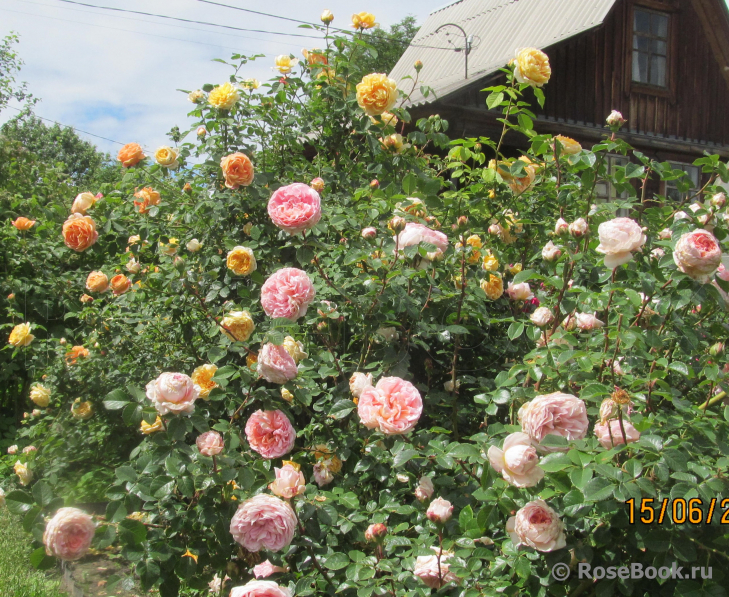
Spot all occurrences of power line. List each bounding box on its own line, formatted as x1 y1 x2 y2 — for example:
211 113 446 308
46 0 324 39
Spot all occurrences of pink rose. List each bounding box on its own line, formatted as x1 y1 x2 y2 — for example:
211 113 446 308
230 580 292 597
487 432 544 487
257 343 298 384
349 372 373 398
245 410 296 459
518 392 588 452
415 476 435 502
43 507 95 561
357 377 423 434
365 523 388 542
506 282 533 301
554 218 569 236
361 227 377 240
196 431 224 456
426 497 453 524
717 263 729 282
260 268 316 320
395 223 448 255
414 548 458 588
595 217 646 268
569 218 588 238
267 183 322 235
541 241 561 261
252 560 289 579
146 372 200 415
575 313 604 331
23 445 37 454
529 307 553 328
506 500 566 552
594 419 640 449
673 230 722 283
230 494 297 552
269 463 305 499
659 228 672 240
208 574 231 594
312 462 334 487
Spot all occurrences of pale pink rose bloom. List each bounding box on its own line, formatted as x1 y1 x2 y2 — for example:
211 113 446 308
357 377 423 434
569 218 588 238
208 574 230 594
257 343 298 384
395 223 448 254
554 218 569 235
349 372 373 398
245 410 296 459
22 445 37 454
43 507 95 561
71 192 96 215
414 549 458 588
518 392 589 452
606 110 625 127
260 268 316 320
146 372 200 415
487 432 544 487
426 497 453 524
269 464 305 499
689 202 715 230
415 476 435 502
575 313 604 331
542 241 561 261
717 263 729 282
711 192 726 208
674 211 690 222
267 183 322 235
196 431 224 456
229 580 292 597
594 419 640 449
229 494 297 552
252 560 289 579
651 248 665 259
659 228 672 240
595 217 646 268
506 282 533 301
312 462 334 486
7 445 18 455
361 227 377 240
506 500 566 552
530 307 553 327
673 230 722 283
612 357 625 376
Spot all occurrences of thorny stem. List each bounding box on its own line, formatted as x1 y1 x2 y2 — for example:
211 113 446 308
701 390 726 411
702 383 715 416
549 260 575 335
630 279 673 326
296 518 334 587
494 80 516 160
616 406 628 446
437 531 444 587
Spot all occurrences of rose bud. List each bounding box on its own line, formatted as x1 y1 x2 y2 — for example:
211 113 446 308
388 216 406 233
710 342 724 356
197 126 206 137
183 183 192 193
414 60 423 72
606 110 626 128
711 192 726 208
321 9 334 24
310 177 325 193
457 215 469 228
7 293 15 300
365 523 388 542
426 496 453 524
361 227 377 240
370 179 379 189
569 217 588 238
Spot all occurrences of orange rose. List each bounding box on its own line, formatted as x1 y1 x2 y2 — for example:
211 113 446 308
85 271 109 293
133 187 161 214
65 346 90 364
302 48 327 66
220 153 254 189
12 217 36 231
117 143 145 167
62 214 98 252
110 274 131 296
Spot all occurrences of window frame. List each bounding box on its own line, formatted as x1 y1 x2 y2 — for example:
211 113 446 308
661 161 701 203
631 7 669 88
595 154 632 217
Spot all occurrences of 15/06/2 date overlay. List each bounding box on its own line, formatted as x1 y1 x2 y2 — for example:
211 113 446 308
626 498 729 525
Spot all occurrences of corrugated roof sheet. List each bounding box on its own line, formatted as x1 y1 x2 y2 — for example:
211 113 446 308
390 0 618 106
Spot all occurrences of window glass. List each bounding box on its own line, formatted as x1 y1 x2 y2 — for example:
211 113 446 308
664 162 700 202
632 8 669 87
596 155 630 216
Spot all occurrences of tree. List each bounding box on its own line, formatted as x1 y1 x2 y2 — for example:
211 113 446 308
359 16 420 74
0 33 31 112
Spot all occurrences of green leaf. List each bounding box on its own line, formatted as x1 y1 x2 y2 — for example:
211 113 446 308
583 477 614 501
328 399 356 420
486 91 504 110
105 501 127 523
569 468 593 490
507 322 524 340
668 361 690 377
539 453 573 472
29 547 56 570
115 466 137 484
32 481 54 507
448 444 481 460
512 269 536 284
103 388 129 410
324 552 350 570
402 173 417 195
118 519 147 546
624 459 643 479
624 163 645 178
5 490 34 515
393 449 419 467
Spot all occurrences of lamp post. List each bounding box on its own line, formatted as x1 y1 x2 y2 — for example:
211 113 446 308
435 23 472 79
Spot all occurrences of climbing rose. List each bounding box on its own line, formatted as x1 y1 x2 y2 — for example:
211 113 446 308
349 372 373 398
208 82 240 109
395 222 448 253
673 229 722 283
530 307 553 327
146 372 200 415
487 432 544 487
269 463 305 499
252 561 289 579
268 183 322 235
358 377 422 434
196 431 224 456
117 142 144 167
43 507 95 561
229 580 292 597
12 216 35 230
245 410 296 459
506 500 566 552
260 268 316 320
518 392 588 452
595 217 646 268
71 192 96 215
594 419 641 449
414 548 458 588
227 246 257 276
506 282 533 301
220 311 255 342
313 462 334 486
426 497 453 524
415 476 435 502
30 384 51 407
220 153 254 189
513 47 551 87
229 494 297 552
575 313 604 331
257 343 298 384
62 214 98 252
191 364 218 399
356 73 398 116
8 323 34 347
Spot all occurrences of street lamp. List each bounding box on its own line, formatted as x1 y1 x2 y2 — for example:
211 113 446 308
435 23 472 79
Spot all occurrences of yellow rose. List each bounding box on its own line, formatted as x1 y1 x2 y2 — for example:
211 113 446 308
141 416 164 434
283 336 308 363
352 12 377 29
242 78 260 89
356 73 398 116
221 310 255 342
274 55 298 75
160 238 179 257
380 133 410 153
481 274 504 300
30 384 51 408
554 135 581 155
80 294 94 304
71 399 94 420
314 445 343 473
226 246 257 276
466 235 483 249
191 364 218 399
281 388 294 403
14 461 32 486
513 47 551 87
370 112 398 128
86 270 109 293
188 89 206 103
9 323 34 347
320 9 334 24
208 82 240 110
467 250 482 265
154 146 179 169
508 263 523 275
246 352 258 371
508 159 537 194
71 192 97 215
481 251 499 272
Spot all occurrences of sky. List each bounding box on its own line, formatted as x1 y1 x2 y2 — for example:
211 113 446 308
0 0 447 157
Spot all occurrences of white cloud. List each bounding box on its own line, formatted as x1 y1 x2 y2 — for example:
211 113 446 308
0 0 444 156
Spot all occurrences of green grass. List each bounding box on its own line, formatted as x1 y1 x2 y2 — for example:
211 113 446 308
0 509 67 597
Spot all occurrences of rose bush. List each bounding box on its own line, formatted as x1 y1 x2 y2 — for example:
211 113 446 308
3 16 729 597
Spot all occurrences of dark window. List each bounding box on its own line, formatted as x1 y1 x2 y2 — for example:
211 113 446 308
663 162 700 202
632 8 669 87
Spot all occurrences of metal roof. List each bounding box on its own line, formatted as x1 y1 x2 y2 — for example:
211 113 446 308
390 0 619 106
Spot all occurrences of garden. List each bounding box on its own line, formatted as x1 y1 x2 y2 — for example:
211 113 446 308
2 8 729 597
